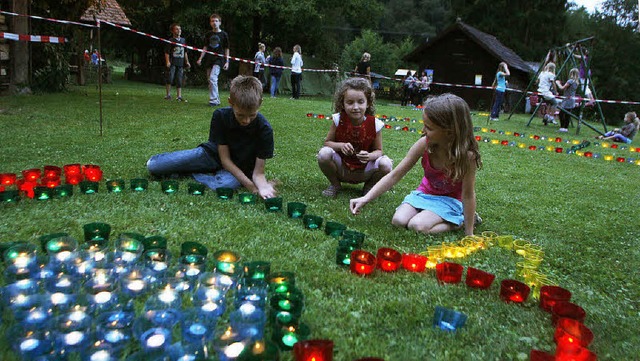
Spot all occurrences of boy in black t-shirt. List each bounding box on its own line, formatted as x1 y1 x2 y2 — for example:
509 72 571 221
164 23 190 101
147 75 277 199
196 13 230 107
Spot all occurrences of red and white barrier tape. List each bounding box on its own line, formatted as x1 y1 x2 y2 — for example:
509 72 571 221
0 10 96 28
101 20 338 73
0 31 67 43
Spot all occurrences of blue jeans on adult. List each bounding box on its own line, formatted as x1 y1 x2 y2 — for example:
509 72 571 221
270 75 281 97
490 90 505 119
291 72 302 99
146 146 241 189
208 64 221 105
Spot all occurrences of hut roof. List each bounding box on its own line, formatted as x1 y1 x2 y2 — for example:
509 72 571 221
405 19 531 74
80 0 131 26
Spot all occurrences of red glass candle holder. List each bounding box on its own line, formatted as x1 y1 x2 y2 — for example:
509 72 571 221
63 163 82 177
540 285 572 313
376 247 402 272
500 140 509 145
554 318 594 350
555 147 564 153
65 174 83 185
551 301 586 325
555 345 597 361
584 151 593 158
529 350 555 361
43 165 62 179
616 157 625 162
465 267 495 289
402 253 427 273
350 250 375 276
22 168 42 182
0 173 17 186
83 164 103 182
293 339 333 361
499 279 530 303
41 176 61 188
528 145 537 150
16 178 37 198
435 262 463 284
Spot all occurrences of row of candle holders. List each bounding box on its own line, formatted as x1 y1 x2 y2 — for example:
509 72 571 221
0 223 324 361
305 113 420 133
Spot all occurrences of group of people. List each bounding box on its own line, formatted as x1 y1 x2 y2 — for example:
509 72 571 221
401 70 431 107
164 14 304 104
148 76 482 237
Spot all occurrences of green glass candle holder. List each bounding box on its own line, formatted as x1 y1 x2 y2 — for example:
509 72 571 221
264 197 283 212
213 250 241 276
216 187 234 200
342 230 366 248
238 192 257 205
188 182 206 196
83 222 112 249
302 215 323 230
130 178 148 192
106 179 125 193
268 271 296 294
53 184 73 198
272 320 310 351
44 236 78 256
325 221 346 238
38 232 70 252
243 261 271 280
161 180 179 194
143 235 168 251
336 244 357 266
116 234 144 253
1 190 20 203
180 241 208 257
269 289 305 324
287 202 307 219
79 180 99 194
33 186 52 201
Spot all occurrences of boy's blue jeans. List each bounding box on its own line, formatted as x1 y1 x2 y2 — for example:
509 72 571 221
146 146 241 189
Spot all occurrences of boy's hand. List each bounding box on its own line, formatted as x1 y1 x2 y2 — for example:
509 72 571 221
349 197 367 215
258 183 276 199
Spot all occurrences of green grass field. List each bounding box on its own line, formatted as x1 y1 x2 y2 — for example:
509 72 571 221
1 77 638 360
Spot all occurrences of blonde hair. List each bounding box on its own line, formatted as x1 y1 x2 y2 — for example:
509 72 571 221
333 77 375 116
568 68 580 81
361 52 371 61
497 62 508 72
423 93 482 181
293 44 301 54
544 62 556 73
625 111 640 126
229 75 262 109
258 42 265 51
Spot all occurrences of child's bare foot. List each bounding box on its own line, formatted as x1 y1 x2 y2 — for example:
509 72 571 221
322 185 341 197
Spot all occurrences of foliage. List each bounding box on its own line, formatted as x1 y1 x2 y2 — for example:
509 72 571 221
377 0 452 42
31 44 71 93
1 79 639 359
339 30 415 77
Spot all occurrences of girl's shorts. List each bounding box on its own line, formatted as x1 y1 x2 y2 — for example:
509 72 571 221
401 190 464 226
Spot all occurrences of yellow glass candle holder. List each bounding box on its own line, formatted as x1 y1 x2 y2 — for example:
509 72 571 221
495 235 515 250
513 239 530 256
514 261 539 280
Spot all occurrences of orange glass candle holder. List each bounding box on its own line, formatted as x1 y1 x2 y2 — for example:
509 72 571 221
540 285 572 313
555 345 597 361
436 262 463 284
293 339 333 361
499 279 530 303
376 247 402 272
554 318 594 350
350 250 375 276
401 253 427 272
465 267 495 289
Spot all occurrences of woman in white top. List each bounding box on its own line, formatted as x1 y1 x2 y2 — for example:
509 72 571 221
253 42 266 90
290 44 303 99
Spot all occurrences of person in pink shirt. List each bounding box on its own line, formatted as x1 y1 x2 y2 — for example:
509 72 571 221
350 93 482 236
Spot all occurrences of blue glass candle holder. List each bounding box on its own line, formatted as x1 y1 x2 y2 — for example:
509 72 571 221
229 303 267 341
140 327 171 354
7 324 53 360
114 235 144 265
96 311 135 350
433 306 467 331
235 279 269 309
83 277 119 314
143 248 171 277
120 268 148 299
181 309 217 345
53 310 92 352
45 273 78 295
4 242 38 270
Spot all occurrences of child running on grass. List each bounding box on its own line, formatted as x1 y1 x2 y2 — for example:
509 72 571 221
147 75 277 199
317 77 393 197
350 93 482 236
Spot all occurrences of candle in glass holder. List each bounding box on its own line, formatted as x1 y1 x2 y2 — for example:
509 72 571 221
336 243 357 266
2 189 20 203
229 303 267 341
324 221 346 238
65 174 83 185
243 261 271 280
500 279 530 303
554 318 594 351
376 247 402 272
130 178 148 192
188 182 206 195
464 267 495 289
83 222 112 249
264 197 283 212
551 301 586 325
140 327 171 353
302 214 323 230
182 309 216 345
41 176 61 188
161 180 179 194
350 250 375 276
63 163 82 177
540 285 572 313
180 241 208 258
143 235 168 251
287 202 307 218
268 272 296 294
79 180 99 194
0 172 17 186
213 250 241 276
342 230 366 248
4 243 38 269
83 164 103 182
293 339 334 361
22 168 42 182
43 165 62 179
401 253 427 272
269 290 304 324
53 184 73 198
17 179 37 198
33 186 53 200
436 262 463 284
555 344 597 361
432 306 467 331
53 310 92 351
273 320 311 351
216 187 234 200
238 192 257 204
106 179 125 193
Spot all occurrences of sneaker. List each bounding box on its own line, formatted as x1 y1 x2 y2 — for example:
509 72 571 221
490 117 499 122
558 128 568 133
208 102 220 107
177 97 187 103
550 119 558 125
321 185 341 198
164 95 171 100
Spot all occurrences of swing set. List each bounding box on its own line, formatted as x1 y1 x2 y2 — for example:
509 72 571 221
507 37 607 136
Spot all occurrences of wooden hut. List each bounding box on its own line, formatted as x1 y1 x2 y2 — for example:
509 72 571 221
404 19 533 111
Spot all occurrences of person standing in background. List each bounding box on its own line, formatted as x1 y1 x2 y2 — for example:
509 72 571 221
290 44 303 99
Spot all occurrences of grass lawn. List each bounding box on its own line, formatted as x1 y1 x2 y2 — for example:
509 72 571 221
0 76 639 360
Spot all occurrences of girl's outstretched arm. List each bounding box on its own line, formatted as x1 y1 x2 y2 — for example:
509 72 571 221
460 152 478 236
350 137 426 214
